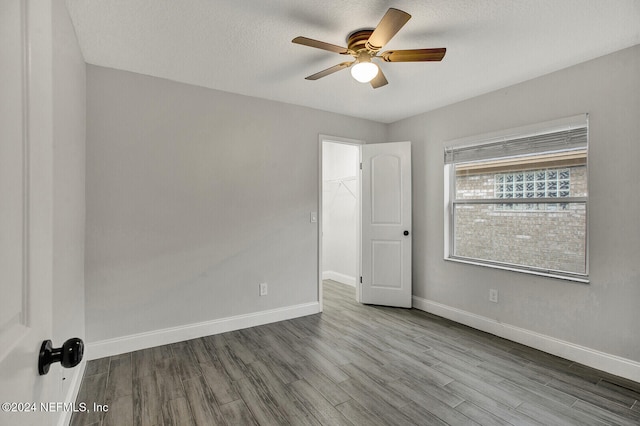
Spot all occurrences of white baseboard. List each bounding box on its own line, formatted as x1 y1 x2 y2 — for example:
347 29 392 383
58 360 86 426
322 271 356 287
86 302 321 360
412 296 640 383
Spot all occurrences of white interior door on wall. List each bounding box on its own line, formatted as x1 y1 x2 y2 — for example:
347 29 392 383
360 142 412 308
1 2 56 424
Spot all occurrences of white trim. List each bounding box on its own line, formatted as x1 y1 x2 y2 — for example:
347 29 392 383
57 361 86 426
322 271 356 287
412 295 640 383
443 164 452 259
444 257 589 284
86 302 320 360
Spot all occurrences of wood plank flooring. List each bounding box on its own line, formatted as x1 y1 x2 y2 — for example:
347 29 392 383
72 280 640 425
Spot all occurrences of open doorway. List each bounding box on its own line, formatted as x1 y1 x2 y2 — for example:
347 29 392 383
318 137 413 310
319 136 363 308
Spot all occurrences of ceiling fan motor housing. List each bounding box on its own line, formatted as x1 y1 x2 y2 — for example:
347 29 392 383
347 29 376 53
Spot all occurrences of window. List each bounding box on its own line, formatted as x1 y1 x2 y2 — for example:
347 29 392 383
494 168 570 211
444 115 588 281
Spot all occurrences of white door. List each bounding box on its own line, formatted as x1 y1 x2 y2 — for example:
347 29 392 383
360 142 412 308
1 2 57 424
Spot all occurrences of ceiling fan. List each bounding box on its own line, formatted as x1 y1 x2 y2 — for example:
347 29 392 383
292 8 446 88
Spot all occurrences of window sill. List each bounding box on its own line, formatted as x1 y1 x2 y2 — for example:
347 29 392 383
444 256 590 284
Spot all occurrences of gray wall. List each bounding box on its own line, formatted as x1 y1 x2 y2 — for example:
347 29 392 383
52 0 86 398
388 44 640 362
85 66 387 343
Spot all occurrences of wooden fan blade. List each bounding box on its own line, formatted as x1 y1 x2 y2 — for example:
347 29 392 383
380 48 446 62
305 62 353 80
292 36 349 54
366 8 411 52
370 68 388 89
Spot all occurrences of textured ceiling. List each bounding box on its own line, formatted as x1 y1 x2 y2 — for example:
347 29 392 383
65 0 640 123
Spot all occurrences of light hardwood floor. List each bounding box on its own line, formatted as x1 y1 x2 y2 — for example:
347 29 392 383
72 280 640 425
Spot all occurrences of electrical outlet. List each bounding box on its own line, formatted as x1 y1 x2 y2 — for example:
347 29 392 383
489 289 498 303
259 282 268 296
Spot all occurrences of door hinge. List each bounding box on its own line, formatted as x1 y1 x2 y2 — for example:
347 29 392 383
360 276 362 283
359 162 362 170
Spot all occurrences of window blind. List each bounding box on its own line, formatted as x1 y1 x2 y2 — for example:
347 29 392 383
444 117 588 165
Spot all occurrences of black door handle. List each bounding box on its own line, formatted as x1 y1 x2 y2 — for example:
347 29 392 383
404 230 409 236
39 338 84 375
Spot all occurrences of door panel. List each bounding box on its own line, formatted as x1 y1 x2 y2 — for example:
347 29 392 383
1 2 56 424
361 142 412 308
0 0 26 347
371 155 401 224
372 241 402 288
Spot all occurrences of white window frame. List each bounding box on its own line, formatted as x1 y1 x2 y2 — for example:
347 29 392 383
443 115 589 283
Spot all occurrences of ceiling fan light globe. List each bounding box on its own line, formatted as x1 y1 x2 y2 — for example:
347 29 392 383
351 62 379 83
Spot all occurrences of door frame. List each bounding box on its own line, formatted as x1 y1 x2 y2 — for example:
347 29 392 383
318 135 364 311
